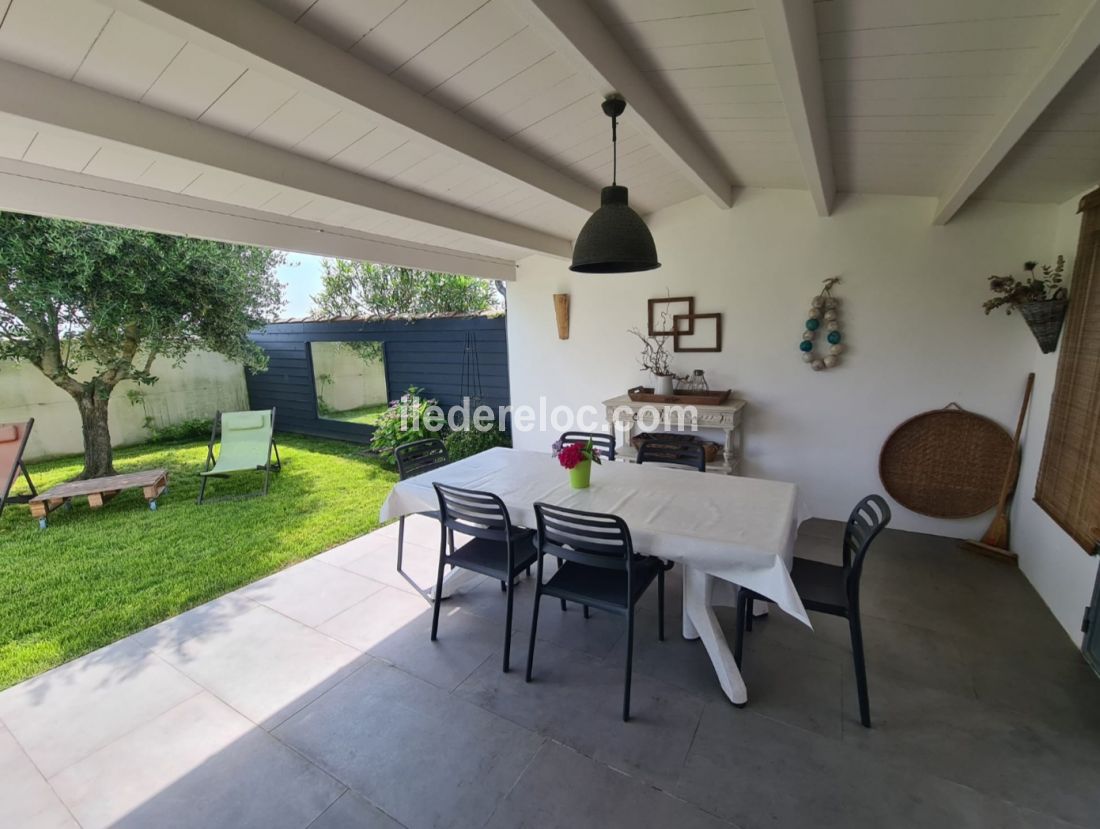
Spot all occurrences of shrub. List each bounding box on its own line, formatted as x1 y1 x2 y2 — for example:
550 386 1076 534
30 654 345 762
445 425 510 461
369 387 446 465
147 417 211 444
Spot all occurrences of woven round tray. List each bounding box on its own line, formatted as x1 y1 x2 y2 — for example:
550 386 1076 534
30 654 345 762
879 404 1015 518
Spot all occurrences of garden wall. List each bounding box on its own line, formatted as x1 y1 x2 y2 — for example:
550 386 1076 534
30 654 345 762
246 314 510 443
0 352 248 460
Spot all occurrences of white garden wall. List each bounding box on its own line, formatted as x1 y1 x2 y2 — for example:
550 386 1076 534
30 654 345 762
508 189 1093 641
0 351 248 460
309 342 387 413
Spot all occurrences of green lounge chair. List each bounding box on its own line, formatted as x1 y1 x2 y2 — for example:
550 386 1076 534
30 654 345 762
0 418 37 520
197 409 281 504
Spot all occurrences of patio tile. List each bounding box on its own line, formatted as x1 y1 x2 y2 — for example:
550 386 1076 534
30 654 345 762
341 537 440 595
274 659 543 829
240 558 386 627
315 532 393 568
627 608 734 704
841 672 1100 827
676 702 1053 829
0 726 78 829
318 585 431 651
132 592 261 654
308 791 405 829
485 741 732 829
456 637 705 790
0 637 201 777
152 603 363 728
50 693 344 829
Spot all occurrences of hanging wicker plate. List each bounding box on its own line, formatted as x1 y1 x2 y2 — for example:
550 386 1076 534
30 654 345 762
879 404 1016 518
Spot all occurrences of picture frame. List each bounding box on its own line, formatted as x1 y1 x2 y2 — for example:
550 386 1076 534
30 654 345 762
648 296 694 336
673 312 722 353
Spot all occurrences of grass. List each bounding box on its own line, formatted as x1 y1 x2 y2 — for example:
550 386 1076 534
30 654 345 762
322 402 388 426
0 435 397 689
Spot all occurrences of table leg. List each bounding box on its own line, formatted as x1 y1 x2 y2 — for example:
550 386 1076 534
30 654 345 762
681 566 748 706
432 566 481 599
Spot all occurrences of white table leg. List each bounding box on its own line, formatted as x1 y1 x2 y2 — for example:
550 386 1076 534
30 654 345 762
431 566 481 599
681 565 748 706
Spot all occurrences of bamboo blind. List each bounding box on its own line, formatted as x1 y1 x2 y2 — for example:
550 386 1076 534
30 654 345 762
1035 187 1100 553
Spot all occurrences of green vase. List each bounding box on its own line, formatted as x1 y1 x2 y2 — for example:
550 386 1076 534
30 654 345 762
569 459 592 489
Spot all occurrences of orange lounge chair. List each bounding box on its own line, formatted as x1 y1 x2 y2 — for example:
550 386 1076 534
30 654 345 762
0 419 38 520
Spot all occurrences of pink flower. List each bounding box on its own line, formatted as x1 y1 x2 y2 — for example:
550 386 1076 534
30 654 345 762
557 441 586 469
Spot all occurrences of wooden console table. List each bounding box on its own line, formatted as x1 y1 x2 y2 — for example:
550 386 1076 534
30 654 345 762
603 394 746 475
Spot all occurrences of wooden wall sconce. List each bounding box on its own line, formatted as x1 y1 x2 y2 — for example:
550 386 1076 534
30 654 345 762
553 293 570 340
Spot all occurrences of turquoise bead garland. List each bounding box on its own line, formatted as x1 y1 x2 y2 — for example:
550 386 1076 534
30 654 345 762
798 277 845 371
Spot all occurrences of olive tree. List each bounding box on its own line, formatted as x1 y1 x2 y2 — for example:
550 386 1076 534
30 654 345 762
0 212 284 478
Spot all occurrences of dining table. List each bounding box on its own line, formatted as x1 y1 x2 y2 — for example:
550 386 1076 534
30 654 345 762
379 446 811 706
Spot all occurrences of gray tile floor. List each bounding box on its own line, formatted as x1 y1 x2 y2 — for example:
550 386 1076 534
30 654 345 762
2 516 1098 829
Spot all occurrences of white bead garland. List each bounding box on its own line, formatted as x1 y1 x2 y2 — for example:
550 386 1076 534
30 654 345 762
798 277 844 371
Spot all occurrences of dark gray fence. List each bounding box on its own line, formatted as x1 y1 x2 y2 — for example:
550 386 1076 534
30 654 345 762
245 315 509 443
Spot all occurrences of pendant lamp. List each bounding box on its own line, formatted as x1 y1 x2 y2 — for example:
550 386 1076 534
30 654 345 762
569 96 660 273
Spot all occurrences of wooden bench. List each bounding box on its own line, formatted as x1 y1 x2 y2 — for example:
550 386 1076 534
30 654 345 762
30 468 168 529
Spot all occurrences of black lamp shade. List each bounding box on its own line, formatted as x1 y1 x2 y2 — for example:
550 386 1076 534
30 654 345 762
570 186 660 273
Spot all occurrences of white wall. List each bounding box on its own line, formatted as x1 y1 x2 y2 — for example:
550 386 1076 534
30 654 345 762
310 342 387 413
1013 195 1100 643
509 189 1057 544
0 352 248 460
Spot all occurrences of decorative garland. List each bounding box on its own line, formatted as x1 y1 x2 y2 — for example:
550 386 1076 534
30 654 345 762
798 277 844 371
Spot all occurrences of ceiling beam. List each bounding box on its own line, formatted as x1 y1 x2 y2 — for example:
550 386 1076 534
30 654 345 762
513 0 734 209
933 0 1100 225
101 0 599 214
0 59 571 258
0 159 517 281
755 0 835 217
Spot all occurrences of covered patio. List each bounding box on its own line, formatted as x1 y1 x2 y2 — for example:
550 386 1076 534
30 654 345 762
5 514 1098 829
3 0 1100 827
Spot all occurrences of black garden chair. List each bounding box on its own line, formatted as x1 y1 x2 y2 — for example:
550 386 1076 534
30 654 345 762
557 431 616 461
527 502 666 721
431 483 536 673
394 438 450 600
734 494 892 727
635 438 706 472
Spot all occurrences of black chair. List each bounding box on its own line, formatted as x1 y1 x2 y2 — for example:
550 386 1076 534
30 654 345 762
527 503 666 721
734 494 891 728
394 439 449 600
431 483 536 672
636 438 706 472
557 431 616 461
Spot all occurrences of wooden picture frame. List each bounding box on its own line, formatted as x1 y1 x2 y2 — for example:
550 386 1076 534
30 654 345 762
648 296 694 336
673 313 722 352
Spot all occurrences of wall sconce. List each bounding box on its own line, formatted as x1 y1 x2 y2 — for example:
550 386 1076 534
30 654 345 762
553 293 570 340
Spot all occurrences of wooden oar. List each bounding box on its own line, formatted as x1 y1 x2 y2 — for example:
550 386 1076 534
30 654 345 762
966 373 1035 562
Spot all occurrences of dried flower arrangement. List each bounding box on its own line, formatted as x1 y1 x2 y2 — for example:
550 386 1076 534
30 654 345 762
983 257 1066 315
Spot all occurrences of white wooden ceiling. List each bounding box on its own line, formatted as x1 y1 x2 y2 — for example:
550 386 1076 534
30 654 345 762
0 0 1096 274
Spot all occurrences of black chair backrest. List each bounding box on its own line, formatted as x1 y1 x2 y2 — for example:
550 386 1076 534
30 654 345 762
534 502 633 572
843 494 891 597
433 482 512 542
635 438 706 472
558 431 616 461
396 438 449 480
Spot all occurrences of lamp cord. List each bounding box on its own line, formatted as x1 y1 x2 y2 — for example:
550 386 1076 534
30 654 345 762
611 111 618 185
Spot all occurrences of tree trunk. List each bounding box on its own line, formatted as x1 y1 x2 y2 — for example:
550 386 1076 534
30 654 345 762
74 392 116 479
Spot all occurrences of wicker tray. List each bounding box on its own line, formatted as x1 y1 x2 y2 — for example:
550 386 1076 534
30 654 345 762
879 404 1016 518
630 433 721 463
627 386 731 405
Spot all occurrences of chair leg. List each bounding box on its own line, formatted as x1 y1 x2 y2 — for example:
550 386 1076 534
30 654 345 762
526 589 542 682
849 611 871 728
558 557 567 611
430 547 447 642
503 576 515 673
500 580 506 592
657 567 665 642
583 605 590 619
734 588 748 669
745 596 754 633
623 607 635 722
196 476 208 505
396 516 406 572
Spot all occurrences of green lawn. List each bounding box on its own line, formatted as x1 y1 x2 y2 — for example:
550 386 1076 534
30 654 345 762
323 402 388 426
0 435 397 689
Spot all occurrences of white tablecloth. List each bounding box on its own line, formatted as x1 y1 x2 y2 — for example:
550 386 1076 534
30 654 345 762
380 447 810 626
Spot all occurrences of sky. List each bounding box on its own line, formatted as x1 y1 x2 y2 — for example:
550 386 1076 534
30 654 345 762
275 252 326 319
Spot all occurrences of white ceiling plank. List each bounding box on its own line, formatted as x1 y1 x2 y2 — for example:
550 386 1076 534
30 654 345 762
199 69 296 134
102 0 599 212
933 0 1100 224
22 131 100 171
250 93 340 148
514 0 734 207
816 0 1067 34
141 42 245 120
0 157 517 280
297 0 404 52
73 13 185 100
756 0 835 216
0 59 572 257
83 144 157 181
0 121 36 159
0 0 111 80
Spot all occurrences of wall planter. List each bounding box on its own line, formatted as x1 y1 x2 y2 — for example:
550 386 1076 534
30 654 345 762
1018 294 1069 354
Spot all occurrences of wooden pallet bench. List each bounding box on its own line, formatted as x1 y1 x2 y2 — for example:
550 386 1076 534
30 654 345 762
30 468 168 528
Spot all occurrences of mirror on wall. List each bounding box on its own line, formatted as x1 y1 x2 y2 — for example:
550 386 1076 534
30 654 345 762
310 341 388 426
